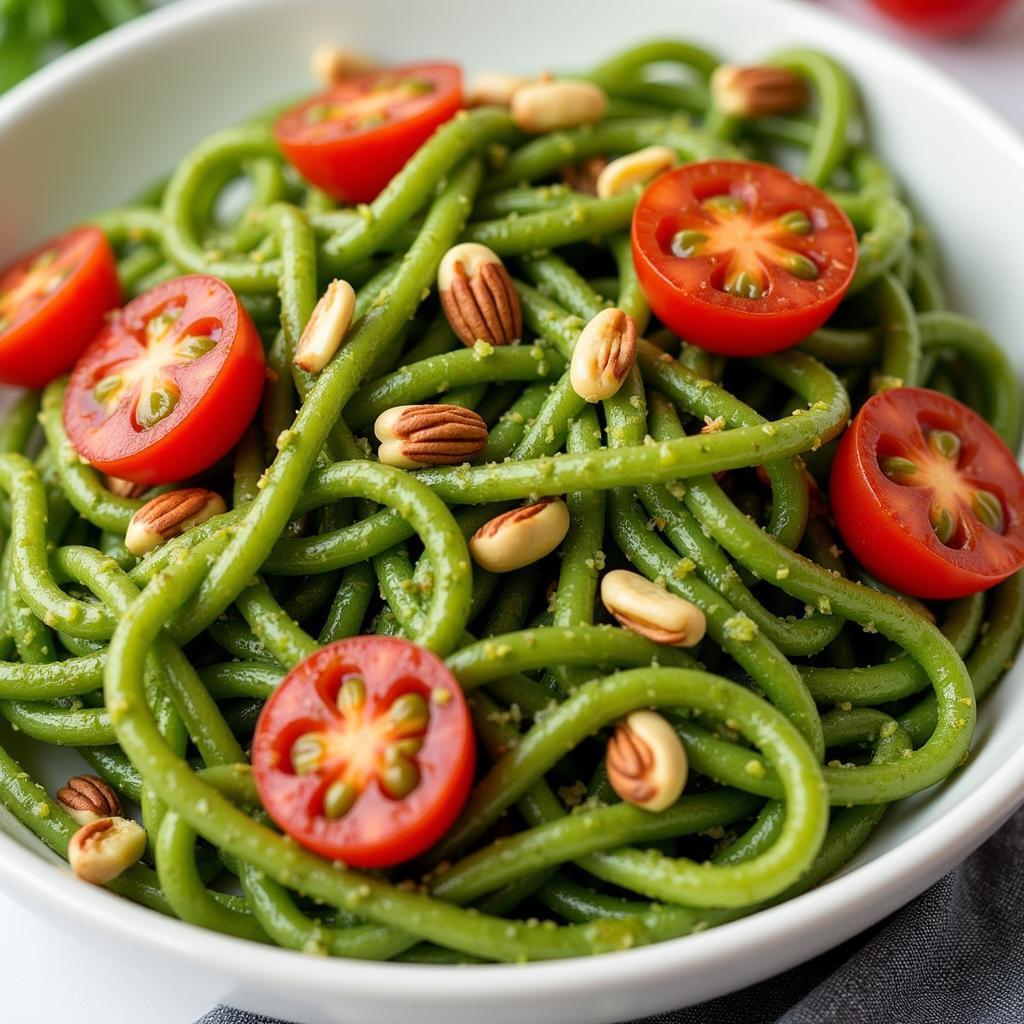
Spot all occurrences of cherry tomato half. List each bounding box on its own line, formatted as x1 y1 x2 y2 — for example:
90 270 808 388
830 387 1024 599
252 637 475 868
275 63 463 204
63 274 264 486
631 160 858 356
0 226 120 388
869 0 1012 36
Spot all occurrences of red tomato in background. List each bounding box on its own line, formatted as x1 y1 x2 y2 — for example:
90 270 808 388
0 226 120 388
830 387 1024 599
868 0 1013 36
63 274 264 485
631 161 858 357
251 636 475 869
275 63 463 204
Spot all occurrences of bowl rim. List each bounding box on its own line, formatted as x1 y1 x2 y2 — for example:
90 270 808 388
1 0 1024 1008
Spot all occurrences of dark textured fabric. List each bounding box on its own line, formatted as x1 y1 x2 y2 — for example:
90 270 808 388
198 806 1024 1024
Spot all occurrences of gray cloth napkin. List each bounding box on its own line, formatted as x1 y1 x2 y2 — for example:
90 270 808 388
198 803 1024 1024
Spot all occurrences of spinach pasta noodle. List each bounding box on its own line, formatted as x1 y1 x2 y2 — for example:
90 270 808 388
0 39 1021 966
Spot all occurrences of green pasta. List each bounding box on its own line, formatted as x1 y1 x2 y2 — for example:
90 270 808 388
0 38 1020 969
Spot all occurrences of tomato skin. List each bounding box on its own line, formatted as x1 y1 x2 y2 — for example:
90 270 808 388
63 274 264 485
868 0 1011 36
0 227 120 388
275 64 463 204
252 636 475 869
830 388 1024 599
631 161 858 356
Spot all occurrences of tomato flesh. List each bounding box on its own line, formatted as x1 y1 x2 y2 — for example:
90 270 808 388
63 274 264 485
830 387 1024 599
631 161 858 356
275 64 463 204
0 226 120 387
251 636 475 868
869 0 1011 36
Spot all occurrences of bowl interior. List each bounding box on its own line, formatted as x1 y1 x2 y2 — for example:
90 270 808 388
1 1 1023 1021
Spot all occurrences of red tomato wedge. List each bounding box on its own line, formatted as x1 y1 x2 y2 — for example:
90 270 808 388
869 0 1011 36
830 388 1024 599
252 637 475 868
63 275 264 486
0 226 120 388
631 161 858 356
275 63 463 204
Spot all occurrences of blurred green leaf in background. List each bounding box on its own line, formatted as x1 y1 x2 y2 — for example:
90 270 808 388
0 0 151 93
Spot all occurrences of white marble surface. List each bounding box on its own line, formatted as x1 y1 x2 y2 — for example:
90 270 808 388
1 2 1022 1022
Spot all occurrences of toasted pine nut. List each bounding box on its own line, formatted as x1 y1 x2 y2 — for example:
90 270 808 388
104 475 147 500
468 71 533 107
600 569 706 646
510 79 607 134
607 711 688 812
294 279 356 374
570 307 638 402
469 498 570 573
68 816 147 884
596 145 676 199
311 44 377 87
125 488 227 556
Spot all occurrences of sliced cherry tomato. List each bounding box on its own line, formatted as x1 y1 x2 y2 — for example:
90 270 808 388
251 637 474 868
631 160 858 356
868 0 1011 36
0 226 120 387
63 274 264 485
830 387 1024 599
274 63 463 204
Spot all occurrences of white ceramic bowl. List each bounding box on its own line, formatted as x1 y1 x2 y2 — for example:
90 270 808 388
1 1 1023 1021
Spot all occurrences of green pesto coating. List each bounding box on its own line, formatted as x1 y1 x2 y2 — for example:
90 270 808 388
0 38 1019 969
